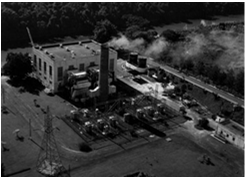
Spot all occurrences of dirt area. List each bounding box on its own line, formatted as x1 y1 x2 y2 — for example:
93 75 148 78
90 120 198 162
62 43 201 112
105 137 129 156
70 128 244 177
1 76 244 177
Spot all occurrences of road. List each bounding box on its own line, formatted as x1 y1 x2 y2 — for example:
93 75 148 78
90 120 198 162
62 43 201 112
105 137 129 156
147 59 244 108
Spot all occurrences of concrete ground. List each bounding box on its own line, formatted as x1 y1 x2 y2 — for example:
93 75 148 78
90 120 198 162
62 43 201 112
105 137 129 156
1 76 244 177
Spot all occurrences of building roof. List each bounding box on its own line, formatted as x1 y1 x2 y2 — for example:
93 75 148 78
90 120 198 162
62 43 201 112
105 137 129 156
35 40 115 62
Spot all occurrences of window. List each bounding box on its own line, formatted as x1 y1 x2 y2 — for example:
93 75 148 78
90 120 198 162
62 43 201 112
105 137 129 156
44 61 47 74
90 62 95 66
58 67 63 81
34 55 37 67
68 65 74 70
49 66 52 76
110 59 114 71
79 63 85 71
39 58 42 70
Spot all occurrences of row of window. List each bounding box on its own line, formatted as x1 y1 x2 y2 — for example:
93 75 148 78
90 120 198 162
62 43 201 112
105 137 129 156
34 55 115 82
34 55 52 77
220 130 236 141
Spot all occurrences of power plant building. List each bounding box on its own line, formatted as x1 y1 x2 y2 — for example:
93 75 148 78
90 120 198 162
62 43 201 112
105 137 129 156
32 39 117 100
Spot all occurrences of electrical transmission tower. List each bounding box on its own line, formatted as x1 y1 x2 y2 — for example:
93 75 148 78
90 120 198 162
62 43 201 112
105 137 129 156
36 106 69 177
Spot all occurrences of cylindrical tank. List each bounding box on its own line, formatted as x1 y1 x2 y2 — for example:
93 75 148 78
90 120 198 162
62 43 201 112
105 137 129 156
157 103 165 114
124 113 133 124
129 52 138 65
136 109 144 119
110 119 117 128
85 124 93 134
147 107 155 117
138 56 147 68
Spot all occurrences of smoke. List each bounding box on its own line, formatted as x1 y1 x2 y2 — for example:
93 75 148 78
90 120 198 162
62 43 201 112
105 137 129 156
144 37 168 57
109 34 145 53
109 27 244 72
184 33 209 57
208 30 244 71
168 29 244 72
109 34 168 58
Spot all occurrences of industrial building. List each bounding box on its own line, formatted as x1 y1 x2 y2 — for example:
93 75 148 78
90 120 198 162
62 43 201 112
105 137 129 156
32 39 117 101
215 119 244 149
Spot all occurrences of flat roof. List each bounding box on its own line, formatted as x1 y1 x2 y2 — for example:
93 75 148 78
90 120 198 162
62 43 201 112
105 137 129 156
35 40 116 62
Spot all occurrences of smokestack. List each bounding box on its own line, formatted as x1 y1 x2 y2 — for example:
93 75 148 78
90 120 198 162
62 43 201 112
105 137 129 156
99 43 109 103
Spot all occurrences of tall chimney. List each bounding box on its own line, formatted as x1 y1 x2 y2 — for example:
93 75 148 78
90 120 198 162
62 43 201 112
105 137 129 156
99 44 109 103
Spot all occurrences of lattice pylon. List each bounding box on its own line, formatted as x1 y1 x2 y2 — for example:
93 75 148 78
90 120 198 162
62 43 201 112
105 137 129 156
36 106 69 177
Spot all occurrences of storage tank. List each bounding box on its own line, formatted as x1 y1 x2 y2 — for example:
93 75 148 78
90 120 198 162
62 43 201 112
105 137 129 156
136 109 144 119
157 103 165 114
146 107 155 117
138 56 147 68
124 113 134 124
129 52 138 65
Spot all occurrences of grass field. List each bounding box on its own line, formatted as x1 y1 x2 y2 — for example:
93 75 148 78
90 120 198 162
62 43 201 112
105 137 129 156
1 76 244 177
173 76 244 125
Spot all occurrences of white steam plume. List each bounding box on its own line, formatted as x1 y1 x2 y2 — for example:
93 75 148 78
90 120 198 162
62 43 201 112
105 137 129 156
144 37 168 58
109 34 145 53
109 34 168 58
184 33 208 57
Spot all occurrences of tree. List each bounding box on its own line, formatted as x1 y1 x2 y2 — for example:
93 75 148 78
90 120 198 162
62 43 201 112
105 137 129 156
174 86 181 95
225 69 235 89
1 2 244 49
207 65 220 84
181 84 187 93
161 29 184 42
194 60 205 76
125 25 141 39
234 70 244 96
196 118 209 129
122 14 151 29
93 19 117 43
2 52 33 79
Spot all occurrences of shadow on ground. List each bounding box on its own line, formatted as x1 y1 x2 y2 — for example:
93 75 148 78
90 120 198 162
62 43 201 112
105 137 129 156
7 76 45 95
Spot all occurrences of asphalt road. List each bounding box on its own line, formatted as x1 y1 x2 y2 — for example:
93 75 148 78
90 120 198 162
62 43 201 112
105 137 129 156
147 59 244 108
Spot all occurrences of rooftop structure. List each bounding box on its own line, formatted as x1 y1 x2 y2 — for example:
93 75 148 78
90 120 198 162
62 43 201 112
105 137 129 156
39 40 102 61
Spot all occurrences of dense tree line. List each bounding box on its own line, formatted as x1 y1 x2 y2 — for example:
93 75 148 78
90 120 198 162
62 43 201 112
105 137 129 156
2 2 244 48
159 53 244 97
2 52 33 79
157 21 244 98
